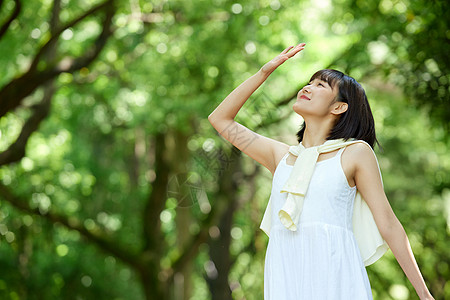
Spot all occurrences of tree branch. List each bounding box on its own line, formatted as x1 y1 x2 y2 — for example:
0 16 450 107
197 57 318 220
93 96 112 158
53 1 115 74
0 0 21 40
0 0 56 167
0 182 142 268
0 85 52 166
0 0 115 119
29 0 113 72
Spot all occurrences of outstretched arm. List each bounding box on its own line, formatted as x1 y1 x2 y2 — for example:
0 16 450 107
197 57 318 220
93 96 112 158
208 43 305 174
348 143 434 300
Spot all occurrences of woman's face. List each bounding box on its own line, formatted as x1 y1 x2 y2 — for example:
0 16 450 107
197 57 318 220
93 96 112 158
293 78 340 118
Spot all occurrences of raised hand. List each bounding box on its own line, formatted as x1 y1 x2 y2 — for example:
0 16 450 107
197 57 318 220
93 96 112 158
260 43 306 75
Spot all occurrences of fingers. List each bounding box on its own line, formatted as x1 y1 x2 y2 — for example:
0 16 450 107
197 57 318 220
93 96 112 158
281 43 306 56
281 46 294 54
285 43 306 57
293 43 306 52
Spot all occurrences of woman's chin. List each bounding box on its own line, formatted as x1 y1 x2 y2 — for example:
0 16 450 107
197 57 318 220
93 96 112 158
292 103 306 115
292 105 316 118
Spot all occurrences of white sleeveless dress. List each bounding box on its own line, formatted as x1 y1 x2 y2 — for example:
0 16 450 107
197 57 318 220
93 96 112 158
264 148 373 300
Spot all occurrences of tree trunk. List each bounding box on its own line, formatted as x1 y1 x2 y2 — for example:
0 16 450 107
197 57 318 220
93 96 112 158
206 148 242 300
170 129 193 300
139 265 165 300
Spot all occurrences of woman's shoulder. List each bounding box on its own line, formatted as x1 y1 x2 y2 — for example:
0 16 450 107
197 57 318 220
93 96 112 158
345 140 375 155
344 141 378 166
347 140 373 152
340 141 380 185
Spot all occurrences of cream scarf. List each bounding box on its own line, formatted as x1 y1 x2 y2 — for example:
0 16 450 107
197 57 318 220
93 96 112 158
260 138 389 266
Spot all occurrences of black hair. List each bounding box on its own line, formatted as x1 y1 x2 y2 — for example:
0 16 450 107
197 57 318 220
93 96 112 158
296 69 379 149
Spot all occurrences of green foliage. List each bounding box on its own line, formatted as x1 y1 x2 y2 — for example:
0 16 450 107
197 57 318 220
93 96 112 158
327 0 450 130
0 0 448 299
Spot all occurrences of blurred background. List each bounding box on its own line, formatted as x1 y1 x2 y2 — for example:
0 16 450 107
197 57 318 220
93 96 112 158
0 0 449 299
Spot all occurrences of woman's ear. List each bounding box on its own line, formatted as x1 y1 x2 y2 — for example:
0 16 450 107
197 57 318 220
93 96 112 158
331 102 348 115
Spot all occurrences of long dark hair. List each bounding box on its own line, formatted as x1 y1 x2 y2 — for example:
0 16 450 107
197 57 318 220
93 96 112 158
296 69 379 148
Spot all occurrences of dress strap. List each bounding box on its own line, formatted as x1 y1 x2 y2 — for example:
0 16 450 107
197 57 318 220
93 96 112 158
336 147 346 157
282 151 290 160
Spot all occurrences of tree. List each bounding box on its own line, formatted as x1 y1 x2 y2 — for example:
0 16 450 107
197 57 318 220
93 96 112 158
0 0 448 299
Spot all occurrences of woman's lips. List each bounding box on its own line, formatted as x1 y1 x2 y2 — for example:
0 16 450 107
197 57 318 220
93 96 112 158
300 95 310 100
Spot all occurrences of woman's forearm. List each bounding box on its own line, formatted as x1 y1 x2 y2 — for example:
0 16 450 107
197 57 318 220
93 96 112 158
208 69 270 123
383 221 432 299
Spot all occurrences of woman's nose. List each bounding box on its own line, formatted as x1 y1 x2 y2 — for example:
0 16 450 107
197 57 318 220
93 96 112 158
303 86 310 93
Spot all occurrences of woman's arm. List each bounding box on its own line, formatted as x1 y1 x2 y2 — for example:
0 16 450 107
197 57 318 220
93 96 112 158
208 43 305 174
346 143 434 300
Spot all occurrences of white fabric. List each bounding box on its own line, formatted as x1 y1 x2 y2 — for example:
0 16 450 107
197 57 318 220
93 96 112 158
260 139 389 266
264 149 373 299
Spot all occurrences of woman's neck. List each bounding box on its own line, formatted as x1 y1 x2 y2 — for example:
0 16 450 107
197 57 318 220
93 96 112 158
301 119 335 148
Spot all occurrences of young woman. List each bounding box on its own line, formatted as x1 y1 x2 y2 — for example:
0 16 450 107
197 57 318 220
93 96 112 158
208 43 434 299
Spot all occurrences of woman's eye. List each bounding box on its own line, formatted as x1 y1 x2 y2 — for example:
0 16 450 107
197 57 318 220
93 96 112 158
319 83 324 87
